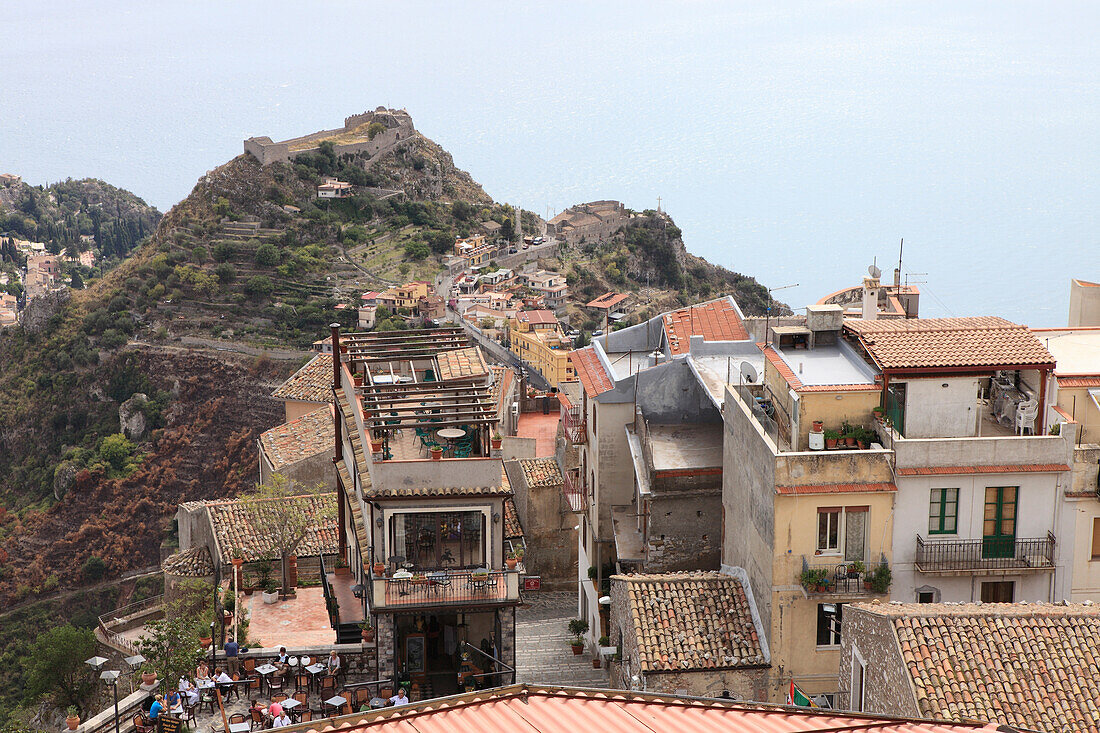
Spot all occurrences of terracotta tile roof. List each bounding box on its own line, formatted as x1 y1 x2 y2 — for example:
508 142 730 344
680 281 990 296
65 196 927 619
271 354 335 404
860 602 1100 731
570 346 613 397
586 292 630 310
896 464 1070 476
205 493 338 564
258 407 333 469
1058 376 1100 387
663 298 749 355
285 685 1005 733
776 482 896 495
844 317 1055 371
503 497 523 540
436 346 488 381
517 309 558 325
618 571 766 672
519 458 563 489
161 546 214 577
366 483 513 499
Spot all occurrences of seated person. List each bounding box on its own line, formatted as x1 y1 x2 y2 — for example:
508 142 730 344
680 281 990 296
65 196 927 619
276 646 290 664
389 688 409 706
325 651 341 675
195 661 211 683
179 677 200 706
271 707 292 728
165 688 183 715
148 694 164 720
214 667 233 685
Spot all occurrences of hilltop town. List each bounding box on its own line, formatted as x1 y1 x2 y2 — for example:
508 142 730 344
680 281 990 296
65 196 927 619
1 110 1099 733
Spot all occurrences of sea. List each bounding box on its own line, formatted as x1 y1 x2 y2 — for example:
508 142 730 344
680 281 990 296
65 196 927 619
2 1 1097 326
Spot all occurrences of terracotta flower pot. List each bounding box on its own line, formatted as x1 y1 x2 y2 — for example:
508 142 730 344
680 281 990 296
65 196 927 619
142 672 157 686
491 437 502 450
570 644 583 656
845 437 856 446
374 562 386 576
362 629 375 643
825 438 838 449
506 558 518 570
592 658 602 669
66 715 80 730
199 636 212 649
371 439 384 452
811 420 823 432
430 447 443 461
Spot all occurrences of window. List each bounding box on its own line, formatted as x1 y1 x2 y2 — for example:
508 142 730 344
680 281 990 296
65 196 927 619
851 648 866 712
928 488 958 534
816 602 844 647
917 591 935 604
391 511 485 570
818 509 840 553
980 581 1014 603
1091 517 1100 560
817 507 867 561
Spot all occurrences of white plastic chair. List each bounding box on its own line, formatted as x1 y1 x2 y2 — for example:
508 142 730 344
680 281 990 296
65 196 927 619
1015 399 1038 435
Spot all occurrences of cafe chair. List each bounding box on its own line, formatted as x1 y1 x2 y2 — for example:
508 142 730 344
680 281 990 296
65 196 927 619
249 708 265 731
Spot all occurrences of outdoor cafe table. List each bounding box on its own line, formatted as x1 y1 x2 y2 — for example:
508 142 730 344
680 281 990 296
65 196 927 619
228 723 250 733
305 663 326 690
325 695 348 714
255 663 278 694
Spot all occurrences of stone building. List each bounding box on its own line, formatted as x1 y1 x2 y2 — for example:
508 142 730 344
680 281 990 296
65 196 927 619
244 108 415 166
257 406 336 487
503 457 575 590
839 601 1100 731
548 200 630 246
609 569 770 698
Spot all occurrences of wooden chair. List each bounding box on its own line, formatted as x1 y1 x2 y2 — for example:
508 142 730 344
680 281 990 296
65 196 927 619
249 708 265 732
298 710 313 722
293 692 307 706
183 701 199 728
243 658 256 674
271 693 288 703
268 676 284 694
229 713 247 724
132 713 156 733
248 676 261 693
320 675 336 693
295 674 310 693
200 689 218 715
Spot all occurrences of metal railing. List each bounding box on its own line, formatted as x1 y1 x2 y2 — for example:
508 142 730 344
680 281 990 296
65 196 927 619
562 468 587 512
799 559 879 595
97 593 166 631
370 569 520 610
562 406 587 444
915 532 1056 572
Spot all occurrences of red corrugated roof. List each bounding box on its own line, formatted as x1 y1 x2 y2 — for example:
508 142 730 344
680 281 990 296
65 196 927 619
897 464 1070 476
570 346 613 397
664 298 748 355
586 292 630 309
288 685 1002 732
776 482 897 495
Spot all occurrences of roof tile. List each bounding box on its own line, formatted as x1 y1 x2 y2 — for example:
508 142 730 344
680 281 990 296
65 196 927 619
663 298 749 355
258 407 334 469
570 346 613 396
272 354 335 404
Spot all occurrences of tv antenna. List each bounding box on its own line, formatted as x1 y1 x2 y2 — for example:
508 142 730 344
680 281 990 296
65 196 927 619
764 283 799 346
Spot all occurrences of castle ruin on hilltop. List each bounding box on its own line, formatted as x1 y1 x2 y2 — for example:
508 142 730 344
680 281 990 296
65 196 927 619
244 107 416 166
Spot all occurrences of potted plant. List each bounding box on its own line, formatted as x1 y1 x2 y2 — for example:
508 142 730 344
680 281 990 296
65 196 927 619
359 620 375 643
823 429 840 449
66 706 80 730
373 561 386 576
354 373 365 387
841 421 856 446
811 420 824 432
335 556 350 577
222 591 236 624
870 563 892 594
847 560 865 579
800 568 829 592
262 578 280 604
430 445 444 460
855 427 873 450
872 405 883 421
505 551 519 570
141 667 157 687
371 436 384 453
491 431 503 450
568 618 589 654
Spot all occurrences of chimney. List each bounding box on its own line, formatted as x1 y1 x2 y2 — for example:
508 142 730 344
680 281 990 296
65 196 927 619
893 267 901 290
862 276 879 321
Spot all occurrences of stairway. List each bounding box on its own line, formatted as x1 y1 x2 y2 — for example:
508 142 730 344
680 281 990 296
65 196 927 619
336 622 362 645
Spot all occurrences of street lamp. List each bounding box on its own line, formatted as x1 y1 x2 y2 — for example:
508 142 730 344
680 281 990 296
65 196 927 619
124 654 146 694
100 670 121 733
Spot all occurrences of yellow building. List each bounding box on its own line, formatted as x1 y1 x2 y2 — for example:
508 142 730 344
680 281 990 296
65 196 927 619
508 310 576 387
378 281 431 310
722 305 897 704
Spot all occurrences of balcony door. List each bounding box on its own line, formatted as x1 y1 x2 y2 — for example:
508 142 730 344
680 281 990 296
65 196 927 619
394 511 486 570
982 487 1017 559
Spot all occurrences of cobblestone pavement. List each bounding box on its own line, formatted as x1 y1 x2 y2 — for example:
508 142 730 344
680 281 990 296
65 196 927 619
515 592 610 687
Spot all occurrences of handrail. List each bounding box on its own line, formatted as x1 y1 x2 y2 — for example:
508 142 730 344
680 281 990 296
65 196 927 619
98 594 166 631
915 534 1056 572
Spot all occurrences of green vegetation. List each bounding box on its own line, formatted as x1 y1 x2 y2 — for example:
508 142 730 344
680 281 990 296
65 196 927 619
22 625 97 716
138 579 211 687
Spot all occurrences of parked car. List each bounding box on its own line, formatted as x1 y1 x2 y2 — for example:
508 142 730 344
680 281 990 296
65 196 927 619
509 248 518 254
593 329 605 336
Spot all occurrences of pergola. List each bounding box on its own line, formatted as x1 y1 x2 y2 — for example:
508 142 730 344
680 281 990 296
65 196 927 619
342 327 468 364
361 381 498 432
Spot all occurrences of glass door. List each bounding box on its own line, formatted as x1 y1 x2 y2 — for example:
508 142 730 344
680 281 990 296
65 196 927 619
982 487 1017 559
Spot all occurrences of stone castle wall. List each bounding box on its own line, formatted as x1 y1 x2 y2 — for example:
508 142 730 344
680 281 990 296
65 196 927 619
244 108 416 166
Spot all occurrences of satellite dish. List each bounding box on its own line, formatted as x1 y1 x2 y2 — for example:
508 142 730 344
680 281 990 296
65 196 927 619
868 264 882 279
740 361 758 384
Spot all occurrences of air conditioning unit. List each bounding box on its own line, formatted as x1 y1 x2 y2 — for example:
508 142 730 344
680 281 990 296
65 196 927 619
510 402 520 418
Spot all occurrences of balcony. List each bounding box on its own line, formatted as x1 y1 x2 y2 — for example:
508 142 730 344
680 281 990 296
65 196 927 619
563 406 587 444
369 569 520 611
562 467 587 513
799 558 885 596
915 533 1056 574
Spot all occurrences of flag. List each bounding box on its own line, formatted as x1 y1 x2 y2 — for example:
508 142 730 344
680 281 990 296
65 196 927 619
786 680 816 707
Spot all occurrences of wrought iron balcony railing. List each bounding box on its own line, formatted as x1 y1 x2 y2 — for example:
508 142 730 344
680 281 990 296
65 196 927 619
563 406 587 444
915 532 1055 573
370 569 520 610
562 468 587 513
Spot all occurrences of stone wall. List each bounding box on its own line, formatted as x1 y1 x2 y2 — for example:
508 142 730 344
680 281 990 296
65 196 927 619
244 108 416 166
645 489 722 572
503 459 577 590
837 605 919 715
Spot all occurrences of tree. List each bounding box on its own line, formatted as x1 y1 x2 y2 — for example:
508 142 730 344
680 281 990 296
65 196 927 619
69 270 84 289
240 474 336 595
367 122 386 140
138 581 209 687
254 243 280 267
245 276 274 296
23 625 97 715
